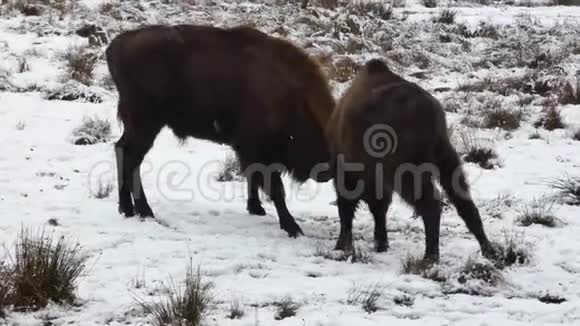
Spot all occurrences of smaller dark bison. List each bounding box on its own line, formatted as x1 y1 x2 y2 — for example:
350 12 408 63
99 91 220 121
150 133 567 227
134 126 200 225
327 59 495 261
106 25 335 237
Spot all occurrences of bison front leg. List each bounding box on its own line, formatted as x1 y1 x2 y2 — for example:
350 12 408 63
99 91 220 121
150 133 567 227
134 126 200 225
262 172 304 238
333 170 363 254
334 195 358 254
246 173 266 216
365 190 392 253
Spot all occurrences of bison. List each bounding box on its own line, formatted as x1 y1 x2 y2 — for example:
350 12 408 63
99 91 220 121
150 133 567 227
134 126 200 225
327 59 495 261
105 24 335 237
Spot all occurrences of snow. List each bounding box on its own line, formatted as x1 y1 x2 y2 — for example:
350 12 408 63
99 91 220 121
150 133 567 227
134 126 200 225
1 0 580 325
404 6 580 27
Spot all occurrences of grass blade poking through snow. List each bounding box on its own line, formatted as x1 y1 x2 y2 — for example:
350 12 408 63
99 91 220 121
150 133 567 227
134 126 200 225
0 262 12 318
139 262 213 326
226 296 245 320
573 129 580 142
274 296 300 320
444 257 503 297
516 197 561 227
489 229 532 269
10 227 88 310
459 131 499 170
347 283 383 313
72 115 111 145
547 174 580 206
401 254 445 282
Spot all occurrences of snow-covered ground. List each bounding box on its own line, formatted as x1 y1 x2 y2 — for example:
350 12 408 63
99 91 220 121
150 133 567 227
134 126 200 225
1 1 580 325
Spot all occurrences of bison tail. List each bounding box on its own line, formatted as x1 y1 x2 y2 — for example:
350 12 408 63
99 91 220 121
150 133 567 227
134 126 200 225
105 36 121 91
105 35 131 128
105 37 121 118
434 139 472 202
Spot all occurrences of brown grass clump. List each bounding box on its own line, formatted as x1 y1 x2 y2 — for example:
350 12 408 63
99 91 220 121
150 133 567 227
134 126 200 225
0 228 88 313
482 101 523 131
139 262 213 326
0 263 12 318
64 46 97 86
535 101 565 131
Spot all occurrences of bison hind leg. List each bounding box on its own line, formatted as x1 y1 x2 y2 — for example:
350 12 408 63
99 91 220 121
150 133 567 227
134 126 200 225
435 140 495 259
397 172 442 262
115 97 163 219
115 135 134 217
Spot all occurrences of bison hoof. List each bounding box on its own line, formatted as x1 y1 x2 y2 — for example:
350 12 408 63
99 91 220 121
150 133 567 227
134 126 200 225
118 204 135 218
375 241 389 253
135 205 155 219
334 240 353 254
282 222 304 238
247 201 266 216
481 243 500 261
423 253 440 264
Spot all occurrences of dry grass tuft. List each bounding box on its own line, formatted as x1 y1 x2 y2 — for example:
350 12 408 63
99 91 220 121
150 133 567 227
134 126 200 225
72 115 111 145
422 0 437 7
460 132 499 170
535 101 565 131
347 283 383 313
446 257 503 296
434 9 456 24
401 254 444 281
313 243 371 264
489 229 531 269
226 297 244 320
274 296 300 320
558 80 580 105
457 258 503 289
482 105 523 131
547 174 580 206
516 197 560 227
64 46 97 86
349 1 393 20
310 0 340 9
573 129 580 142
4 228 89 311
0 263 12 318
93 181 114 199
139 262 213 326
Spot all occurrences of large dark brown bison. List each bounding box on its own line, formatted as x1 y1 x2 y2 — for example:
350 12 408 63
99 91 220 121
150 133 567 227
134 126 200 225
105 24 335 237
327 59 495 261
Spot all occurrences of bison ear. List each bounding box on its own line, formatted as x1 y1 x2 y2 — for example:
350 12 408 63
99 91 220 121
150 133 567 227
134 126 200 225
365 59 389 74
